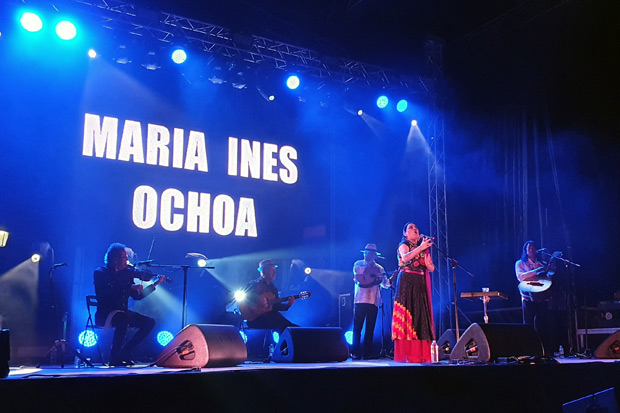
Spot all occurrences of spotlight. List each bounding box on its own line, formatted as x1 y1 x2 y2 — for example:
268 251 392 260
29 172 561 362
411 120 418 126
303 267 312 275
286 75 300 90
20 12 43 33
197 258 207 268
272 331 280 344
234 290 247 302
0 230 9 247
78 330 98 347
397 99 408 112
345 330 353 346
156 330 174 346
142 51 160 71
87 49 97 59
55 20 77 41
376 95 389 109
171 48 187 64
357 110 363 116
31 253 41 263
114 45 131 65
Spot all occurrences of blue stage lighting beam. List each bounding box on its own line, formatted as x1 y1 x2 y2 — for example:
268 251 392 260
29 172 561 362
55 20 77 40
376 95 389 109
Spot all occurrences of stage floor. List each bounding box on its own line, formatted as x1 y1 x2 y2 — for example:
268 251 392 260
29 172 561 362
2 357 620 412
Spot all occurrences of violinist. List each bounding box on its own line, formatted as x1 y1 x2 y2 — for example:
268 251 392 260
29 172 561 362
93 243 166 367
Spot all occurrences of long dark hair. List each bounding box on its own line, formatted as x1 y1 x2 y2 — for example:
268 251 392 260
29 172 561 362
520 240 535 262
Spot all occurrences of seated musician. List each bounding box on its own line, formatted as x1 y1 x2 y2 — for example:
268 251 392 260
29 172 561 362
241 259 298 333
93 243 165 366
515 240 554 351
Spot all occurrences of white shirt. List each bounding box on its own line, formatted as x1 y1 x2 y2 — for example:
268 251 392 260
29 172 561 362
352 259 388 306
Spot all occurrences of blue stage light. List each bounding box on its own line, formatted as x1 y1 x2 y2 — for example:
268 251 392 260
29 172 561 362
272 331 280 344
156 330 174 346
55 20 77 40
78 330 98 348
88 49 97 59
376 95 389 109
411 119 418 127
286 75 300 90
397 99 408 112
239 331 248 343
20 12 43 33
171 48 187 64
345 330 353 346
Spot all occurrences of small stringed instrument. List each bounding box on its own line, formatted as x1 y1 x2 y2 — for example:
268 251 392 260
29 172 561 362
518 277 553 302
239 291 311 321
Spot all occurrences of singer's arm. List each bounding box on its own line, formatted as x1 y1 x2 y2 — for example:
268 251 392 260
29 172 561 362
515 261 544 282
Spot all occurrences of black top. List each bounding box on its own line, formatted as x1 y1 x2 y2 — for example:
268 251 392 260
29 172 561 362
245 277 290 312
93 266 153 325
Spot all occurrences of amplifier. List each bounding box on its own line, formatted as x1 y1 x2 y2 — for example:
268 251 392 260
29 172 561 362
597 301 620 328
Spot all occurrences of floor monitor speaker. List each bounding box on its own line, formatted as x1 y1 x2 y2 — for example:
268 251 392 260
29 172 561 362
156 324 247 368
0 330 9 378
593 329 620 359
436 329 461 360
272 327 349 363
450 323 543 363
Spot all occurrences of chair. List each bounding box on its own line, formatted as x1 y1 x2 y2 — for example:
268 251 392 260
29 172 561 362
83 295 106 365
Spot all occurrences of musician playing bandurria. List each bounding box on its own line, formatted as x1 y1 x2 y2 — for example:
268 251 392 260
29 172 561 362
93 243 165 366
515 240 551 337
243 259 297 333
392 222 435 363
351 243 389 360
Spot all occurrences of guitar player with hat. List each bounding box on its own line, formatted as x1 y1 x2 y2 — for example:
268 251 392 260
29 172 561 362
241 259 299 332
515 240 556 354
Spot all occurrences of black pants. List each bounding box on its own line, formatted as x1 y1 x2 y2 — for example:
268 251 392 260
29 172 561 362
247 311 297 333
522 299 550 354
110 310 155 362
352 303 378 359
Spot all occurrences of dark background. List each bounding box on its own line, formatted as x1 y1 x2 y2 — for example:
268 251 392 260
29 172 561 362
0 0 618 360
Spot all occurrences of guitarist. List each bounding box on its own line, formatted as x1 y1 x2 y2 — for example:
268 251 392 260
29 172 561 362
351 243 389 360
243 259 298 333
515 240 554 352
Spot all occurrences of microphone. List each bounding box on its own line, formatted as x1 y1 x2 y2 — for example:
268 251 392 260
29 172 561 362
52 262 67 268
536 248 548 252
137 260 154 266
420 234 436 240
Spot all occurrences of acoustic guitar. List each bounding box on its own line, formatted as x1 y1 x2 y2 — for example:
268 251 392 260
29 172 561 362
239 291 311 321
518 277 553 302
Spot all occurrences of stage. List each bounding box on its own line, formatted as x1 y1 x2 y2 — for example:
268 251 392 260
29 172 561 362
2 357 619 412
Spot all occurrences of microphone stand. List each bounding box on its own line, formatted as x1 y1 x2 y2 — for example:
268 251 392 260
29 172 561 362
434 247 475 342
538 250 581 353
38 265 93 368
145 263 214 330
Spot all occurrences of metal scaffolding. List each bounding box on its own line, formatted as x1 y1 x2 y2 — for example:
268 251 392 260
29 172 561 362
64 0 431 93
424 38 451 335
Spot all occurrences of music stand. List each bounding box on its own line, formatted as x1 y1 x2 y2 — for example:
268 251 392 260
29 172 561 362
460 291 508 324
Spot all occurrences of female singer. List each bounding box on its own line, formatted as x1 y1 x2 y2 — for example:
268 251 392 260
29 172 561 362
392 222 435 362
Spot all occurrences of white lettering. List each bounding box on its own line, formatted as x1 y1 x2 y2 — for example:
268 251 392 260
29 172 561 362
82 113 118 159
132 185 158 229
187 191 211 233
160 188 185 231
146 124 170 167
118 120 145 163
279 145 298 184
131 186 257 236
240 139 261 179
184 131 208 172
228 136 238 176
262 143 278 182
